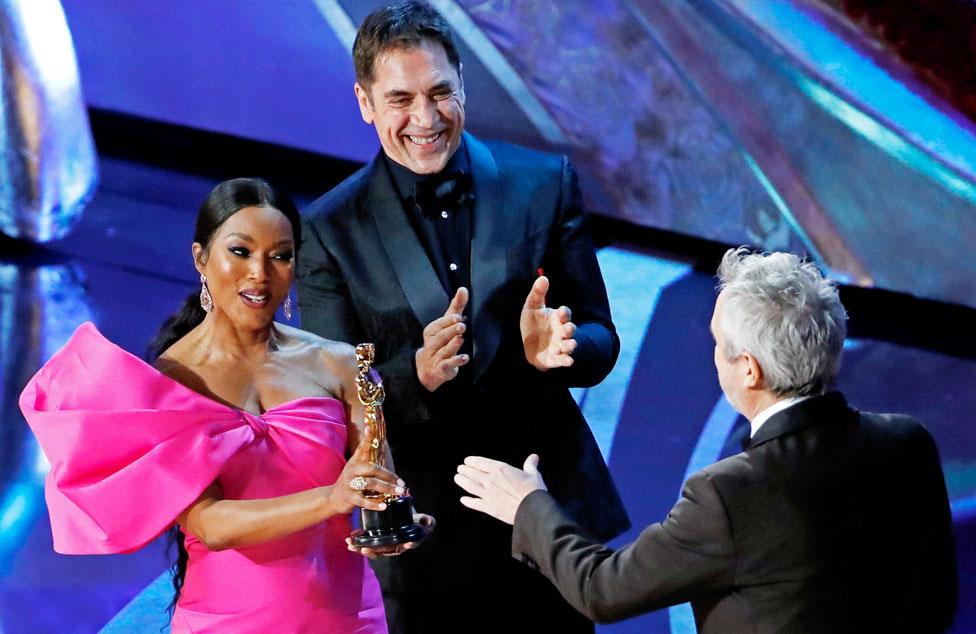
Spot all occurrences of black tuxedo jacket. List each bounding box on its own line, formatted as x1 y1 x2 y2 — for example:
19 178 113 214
298 133 629 592
513 393 958 632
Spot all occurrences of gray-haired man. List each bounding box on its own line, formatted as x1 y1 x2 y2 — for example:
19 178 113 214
456 248 958 633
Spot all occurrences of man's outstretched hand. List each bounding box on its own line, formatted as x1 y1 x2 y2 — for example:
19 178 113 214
455 454 547 525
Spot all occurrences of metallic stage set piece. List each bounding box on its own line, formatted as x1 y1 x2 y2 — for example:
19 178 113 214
0 0 97 243
0 259 92 568
350 343 429 549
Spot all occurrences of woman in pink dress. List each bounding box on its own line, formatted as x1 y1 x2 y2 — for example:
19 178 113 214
21 178 429 633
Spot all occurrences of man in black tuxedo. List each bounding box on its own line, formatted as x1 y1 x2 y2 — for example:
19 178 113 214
456 248 958 633
297 2 628 631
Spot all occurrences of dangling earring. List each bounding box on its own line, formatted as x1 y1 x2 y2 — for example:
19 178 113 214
199 274 213 313
282 295 293 321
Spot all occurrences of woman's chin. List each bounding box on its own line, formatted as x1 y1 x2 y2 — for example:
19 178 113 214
224 310 276 330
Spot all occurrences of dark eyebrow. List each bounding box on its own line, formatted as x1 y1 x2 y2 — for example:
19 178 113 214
383 89 412 100
383 81 454 101
225 233 293 249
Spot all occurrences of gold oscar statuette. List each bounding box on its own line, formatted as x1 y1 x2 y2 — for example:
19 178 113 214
350 343 429 548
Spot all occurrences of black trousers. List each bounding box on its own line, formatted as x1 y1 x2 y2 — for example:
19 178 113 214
380 554 594 634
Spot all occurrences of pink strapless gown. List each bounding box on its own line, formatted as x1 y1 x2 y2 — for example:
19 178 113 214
20 323 387 633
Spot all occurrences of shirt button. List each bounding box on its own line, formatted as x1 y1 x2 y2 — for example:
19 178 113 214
449 262 458 271
440 210 449 219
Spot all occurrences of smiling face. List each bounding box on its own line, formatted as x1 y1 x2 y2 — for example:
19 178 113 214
355 40 465 175
194 205 295 329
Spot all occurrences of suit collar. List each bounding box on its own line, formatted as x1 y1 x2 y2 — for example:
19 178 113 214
361 134 509 383
363 152 448 330
466 132 507 381
749 395 811 438
743 391 855 450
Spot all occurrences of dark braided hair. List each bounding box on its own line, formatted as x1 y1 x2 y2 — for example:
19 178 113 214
145 177 301 612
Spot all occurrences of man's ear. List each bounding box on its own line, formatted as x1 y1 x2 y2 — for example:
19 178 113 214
354 83 375 125
192 242 207 276
741 352 765 390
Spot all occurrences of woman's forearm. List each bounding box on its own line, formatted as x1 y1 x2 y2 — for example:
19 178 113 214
181 485 339 551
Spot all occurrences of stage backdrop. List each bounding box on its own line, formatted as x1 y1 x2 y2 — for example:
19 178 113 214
59 0 976 309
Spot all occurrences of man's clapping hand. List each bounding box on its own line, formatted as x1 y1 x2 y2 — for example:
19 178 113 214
416 287 470 391
520 276 577 372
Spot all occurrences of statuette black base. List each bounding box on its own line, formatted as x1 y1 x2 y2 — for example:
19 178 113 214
352 495 428 547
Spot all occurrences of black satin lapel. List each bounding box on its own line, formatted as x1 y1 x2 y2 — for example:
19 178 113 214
364 158 448 330
467 134 508 382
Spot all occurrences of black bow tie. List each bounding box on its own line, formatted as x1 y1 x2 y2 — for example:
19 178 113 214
414 171 474 216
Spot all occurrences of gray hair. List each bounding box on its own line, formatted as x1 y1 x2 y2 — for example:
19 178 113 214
717 247 847 397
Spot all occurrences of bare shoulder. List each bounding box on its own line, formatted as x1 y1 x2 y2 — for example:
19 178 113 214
275 323 357 384
153 353 181 376
153 341 209 394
